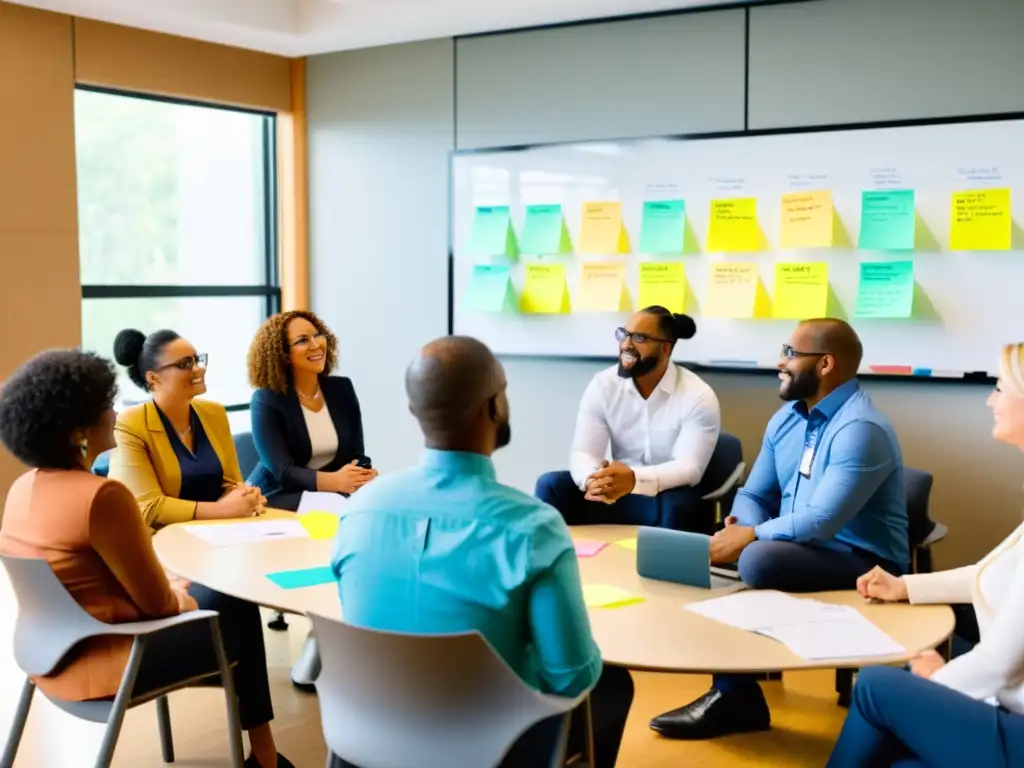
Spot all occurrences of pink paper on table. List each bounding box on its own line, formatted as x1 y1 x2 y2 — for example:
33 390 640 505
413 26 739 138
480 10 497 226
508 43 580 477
574 539 609 557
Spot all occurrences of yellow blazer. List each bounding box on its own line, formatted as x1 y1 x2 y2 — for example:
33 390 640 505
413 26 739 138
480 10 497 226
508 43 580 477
110 400 244 530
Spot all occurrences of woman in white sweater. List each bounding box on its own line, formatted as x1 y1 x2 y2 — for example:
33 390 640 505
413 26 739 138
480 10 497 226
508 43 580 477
826 342 1024 767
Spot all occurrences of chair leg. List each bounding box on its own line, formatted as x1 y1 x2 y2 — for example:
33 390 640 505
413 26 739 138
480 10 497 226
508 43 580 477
210 617 245 768
156 695 174 763
1 677 35 768
267 611 289 631
95 638 148 768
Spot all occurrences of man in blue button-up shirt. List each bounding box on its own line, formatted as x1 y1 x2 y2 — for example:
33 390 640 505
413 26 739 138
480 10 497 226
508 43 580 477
651 319 909 741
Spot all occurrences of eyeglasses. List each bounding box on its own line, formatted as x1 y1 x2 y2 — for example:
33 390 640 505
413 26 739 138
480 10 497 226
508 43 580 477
780 344 828 360
615 327 671 345
157 353 208 372
289 332 324 348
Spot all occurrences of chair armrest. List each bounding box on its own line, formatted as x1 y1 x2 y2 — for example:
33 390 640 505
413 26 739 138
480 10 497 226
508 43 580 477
93 610 221 638
701 462 746 501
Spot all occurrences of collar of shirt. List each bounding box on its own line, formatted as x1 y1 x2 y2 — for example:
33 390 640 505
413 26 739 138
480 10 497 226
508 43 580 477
793 378 859 422
421 448 496 480
625 362 679 399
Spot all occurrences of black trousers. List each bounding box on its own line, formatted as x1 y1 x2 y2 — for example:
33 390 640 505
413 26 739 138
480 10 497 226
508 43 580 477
131 584 275 730
329 665 634 768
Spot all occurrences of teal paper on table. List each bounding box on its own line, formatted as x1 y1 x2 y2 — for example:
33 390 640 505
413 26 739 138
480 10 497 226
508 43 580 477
639 200 686 253
854 261 915 318
858 190 916 250
462 264 516 312
518 204 573 254
266 566 335 590
467 206 518 257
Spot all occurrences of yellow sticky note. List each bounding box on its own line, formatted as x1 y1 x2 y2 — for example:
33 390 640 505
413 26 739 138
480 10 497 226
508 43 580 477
950 188 1011 250
579 202 630 254
583 584 645 609
773 263 829 319
780 190 834 248
576 261 630 312
706 262 770 319
614 538 638 551
298 512 340 541
708 198 762 252
637 262 685 312
520 263 570 314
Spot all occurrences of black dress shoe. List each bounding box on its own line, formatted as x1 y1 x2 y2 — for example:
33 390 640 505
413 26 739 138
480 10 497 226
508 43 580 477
649 687 771 740
244 753 296 768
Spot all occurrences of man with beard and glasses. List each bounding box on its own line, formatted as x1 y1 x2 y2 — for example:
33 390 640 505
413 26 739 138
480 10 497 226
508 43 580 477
535 306 721 532
649 318 909 742
328 336 634 768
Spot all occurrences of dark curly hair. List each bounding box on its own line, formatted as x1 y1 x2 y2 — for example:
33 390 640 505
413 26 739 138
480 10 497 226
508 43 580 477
0 349 118 469
247 311 338 394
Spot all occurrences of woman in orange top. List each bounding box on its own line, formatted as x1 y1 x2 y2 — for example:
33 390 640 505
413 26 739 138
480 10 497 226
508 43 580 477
0 350 291 768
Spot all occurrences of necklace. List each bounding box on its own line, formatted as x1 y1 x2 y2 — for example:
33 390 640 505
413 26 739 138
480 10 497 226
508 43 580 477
297 385 321 401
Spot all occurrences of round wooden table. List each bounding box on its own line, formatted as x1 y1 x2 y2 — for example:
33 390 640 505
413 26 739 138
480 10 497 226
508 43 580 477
153 519 955 674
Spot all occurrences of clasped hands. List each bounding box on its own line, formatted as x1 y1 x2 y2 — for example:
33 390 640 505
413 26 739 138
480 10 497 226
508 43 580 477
326 460 378 495
584 461 635 504
709 515 757 564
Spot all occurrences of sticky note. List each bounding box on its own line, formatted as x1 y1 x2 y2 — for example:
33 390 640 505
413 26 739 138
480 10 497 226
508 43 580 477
576 261 630 312
858 190 916 250
854 261 915 318
582 584 645 609
640 200 686 254
266 566 335 590
467 206 518 257
520 263 570 314
708 198 761 252
574 539 609 557
706 262 769 319
781 190 834 249
519 204 573 254
579 202 630 254
614 538 638 551
462 264 516 313
949 188 1011 251
772 263 829 319
297 512 340 540
637 262 686 313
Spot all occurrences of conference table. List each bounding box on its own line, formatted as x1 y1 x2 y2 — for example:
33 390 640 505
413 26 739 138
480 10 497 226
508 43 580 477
153 515 955 674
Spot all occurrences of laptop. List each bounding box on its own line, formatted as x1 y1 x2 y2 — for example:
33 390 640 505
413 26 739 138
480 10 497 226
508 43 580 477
636 526 745 590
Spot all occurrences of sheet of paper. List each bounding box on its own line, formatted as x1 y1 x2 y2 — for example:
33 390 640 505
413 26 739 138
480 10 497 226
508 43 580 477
707 198 761 252
266 566 336 590
519 204 573 254
637 262 685 313
949 188 1011 251
466 205 518 257
705 262 767 318
854 261 914 318
858 190 916 250
520 263 570 313
185 520 309 548
583 584 645 609
462 264 516 313
579 202 630 254
757 607 906 661
640 200 686 254
685 590 849 631
780 190 834 249
297 491 349 517
772 262 828 319
615 538 638 551
575 261 629 312
574 539 609 557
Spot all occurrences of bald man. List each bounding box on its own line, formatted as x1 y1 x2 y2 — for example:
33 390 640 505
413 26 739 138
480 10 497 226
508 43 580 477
651 319 909 741
329 336 633 768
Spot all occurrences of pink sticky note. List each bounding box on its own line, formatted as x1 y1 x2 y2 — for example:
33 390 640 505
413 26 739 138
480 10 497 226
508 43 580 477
574 539 609 557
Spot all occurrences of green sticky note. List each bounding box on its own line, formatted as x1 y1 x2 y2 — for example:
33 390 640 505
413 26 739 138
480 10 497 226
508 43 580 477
519 204 573 254
858 190 916 250
467 206 518 257
854 261 915 318
266 566 335 590
462 264 516 312
640 200 686 253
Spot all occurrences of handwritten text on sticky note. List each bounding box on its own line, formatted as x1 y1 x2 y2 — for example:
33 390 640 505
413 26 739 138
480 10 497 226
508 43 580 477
773 263 828 319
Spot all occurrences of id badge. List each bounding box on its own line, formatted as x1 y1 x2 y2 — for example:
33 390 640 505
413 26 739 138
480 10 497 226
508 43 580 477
799 444 814 478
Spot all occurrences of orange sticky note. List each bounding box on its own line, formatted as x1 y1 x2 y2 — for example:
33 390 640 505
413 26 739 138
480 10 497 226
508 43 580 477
579 202 630 254
576 261 630 312
706 262 770 319
781 190 834 248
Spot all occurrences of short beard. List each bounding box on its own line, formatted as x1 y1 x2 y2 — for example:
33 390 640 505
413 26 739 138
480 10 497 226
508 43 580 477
779 368 820 401
618 352 661 379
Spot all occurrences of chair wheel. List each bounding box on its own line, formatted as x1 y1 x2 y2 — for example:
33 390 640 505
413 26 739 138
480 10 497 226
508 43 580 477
267 612 289 631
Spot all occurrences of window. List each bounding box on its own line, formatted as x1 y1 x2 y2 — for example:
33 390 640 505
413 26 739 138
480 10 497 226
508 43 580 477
75 88 279 409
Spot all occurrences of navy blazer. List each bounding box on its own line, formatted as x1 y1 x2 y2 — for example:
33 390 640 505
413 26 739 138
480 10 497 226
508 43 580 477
247 375 370 506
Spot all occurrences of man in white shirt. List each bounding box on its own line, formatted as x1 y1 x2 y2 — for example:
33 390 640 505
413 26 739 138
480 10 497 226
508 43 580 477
535 306 722 532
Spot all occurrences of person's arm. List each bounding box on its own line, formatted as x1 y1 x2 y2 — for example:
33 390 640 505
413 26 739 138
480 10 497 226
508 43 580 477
250 390 320 492
631 389 721 496
110 419 197 528
729 428 782 527
753 421 895 542
903 566 979 605
89 481 180 618
568 377 610 490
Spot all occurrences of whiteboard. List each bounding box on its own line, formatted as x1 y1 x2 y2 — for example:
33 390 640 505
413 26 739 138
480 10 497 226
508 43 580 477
450 118 1024 379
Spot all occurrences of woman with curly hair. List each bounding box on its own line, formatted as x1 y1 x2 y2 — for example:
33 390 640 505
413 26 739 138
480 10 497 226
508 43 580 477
0 350 292 768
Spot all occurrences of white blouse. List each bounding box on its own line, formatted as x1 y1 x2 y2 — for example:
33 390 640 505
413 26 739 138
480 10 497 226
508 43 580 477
301 403 338 471
903 521 1024 714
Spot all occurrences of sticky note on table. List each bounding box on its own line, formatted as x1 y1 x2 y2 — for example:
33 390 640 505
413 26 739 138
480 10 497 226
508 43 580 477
266 566 335 590
462 264 516 313
614 538 638 551
858 190 916 250
579 202 630 253
521 263 570 313
640 200 686 253
467 205 518 257
772 263 828 319
297 512 340 540
583 584 645 609
706 262 768 318
854 261 915 318
519 204 573 254
781 190 834 249
576 261 629 312
708 198 761 252
950 188 1011 250
637 262 685 313
574 539 609 557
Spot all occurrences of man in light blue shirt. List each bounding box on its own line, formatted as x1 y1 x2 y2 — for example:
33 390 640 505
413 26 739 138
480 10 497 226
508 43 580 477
651 318 908 741
330 336 633 768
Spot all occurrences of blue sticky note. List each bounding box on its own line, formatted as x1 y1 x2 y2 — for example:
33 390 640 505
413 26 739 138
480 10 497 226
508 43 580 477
266 566 335 590
640 200 686 253
462 264 516 312
858 190 916 250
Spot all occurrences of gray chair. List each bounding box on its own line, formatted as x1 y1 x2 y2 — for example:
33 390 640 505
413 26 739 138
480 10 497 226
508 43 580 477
0 556 244 768
904 467 946 574
308 613 593 768
234 431 259 481
699 432 746 533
